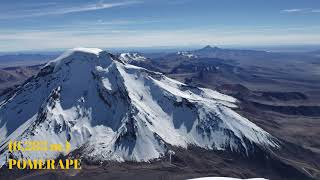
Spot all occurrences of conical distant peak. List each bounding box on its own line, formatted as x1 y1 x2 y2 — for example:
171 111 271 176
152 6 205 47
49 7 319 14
202 45 220 50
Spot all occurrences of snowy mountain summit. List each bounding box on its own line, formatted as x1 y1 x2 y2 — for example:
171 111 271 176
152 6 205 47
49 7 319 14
118 52 146 63
0 48 278 165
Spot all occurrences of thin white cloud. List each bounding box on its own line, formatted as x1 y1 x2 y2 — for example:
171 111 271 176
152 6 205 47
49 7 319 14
167 0 194 5
50 1 141 15
281 9 305 13
281 8 320 14
94 19 159 25
0 1 142 19
1 26 320 52
311 9 320 13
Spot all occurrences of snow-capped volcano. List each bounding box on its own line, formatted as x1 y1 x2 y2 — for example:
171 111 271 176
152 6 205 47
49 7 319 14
0 48 278 166
118 52 146 63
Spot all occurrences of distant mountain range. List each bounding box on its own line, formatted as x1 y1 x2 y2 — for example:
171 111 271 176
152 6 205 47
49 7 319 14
0 53 57 68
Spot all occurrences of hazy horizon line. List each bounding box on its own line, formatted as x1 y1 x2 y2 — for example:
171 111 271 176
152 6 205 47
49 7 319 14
0 44 319 54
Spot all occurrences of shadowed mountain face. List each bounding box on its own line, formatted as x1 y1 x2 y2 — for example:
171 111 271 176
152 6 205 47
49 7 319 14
0 46 319 180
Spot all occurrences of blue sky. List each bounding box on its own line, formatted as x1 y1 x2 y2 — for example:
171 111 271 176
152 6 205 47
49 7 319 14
0 0 320 51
